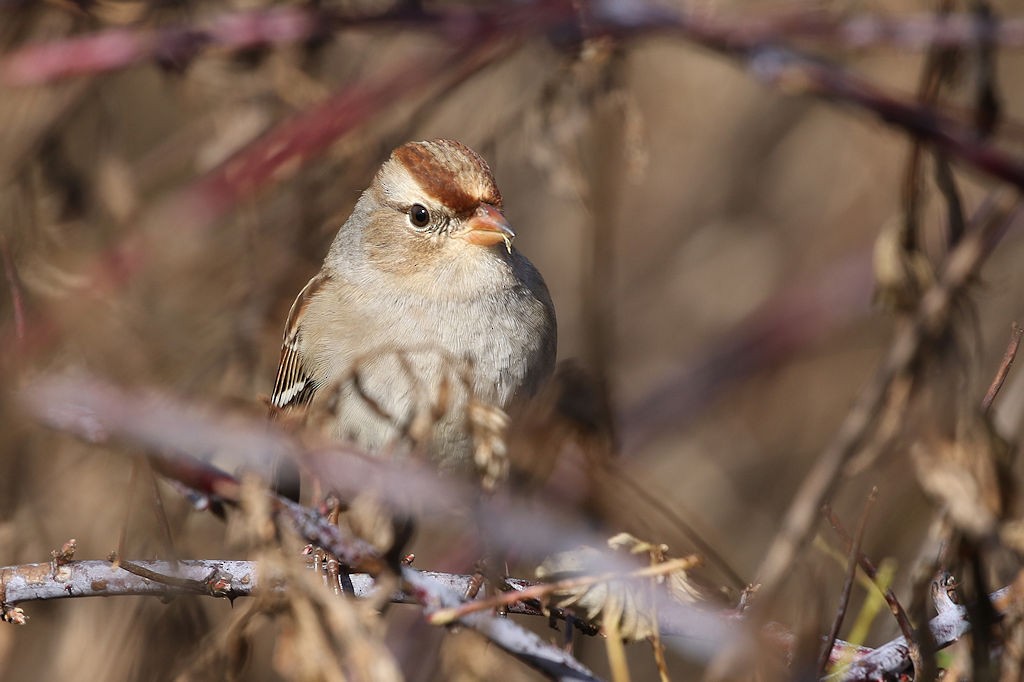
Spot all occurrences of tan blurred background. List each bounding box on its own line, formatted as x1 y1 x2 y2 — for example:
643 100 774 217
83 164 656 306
2 0 1024 679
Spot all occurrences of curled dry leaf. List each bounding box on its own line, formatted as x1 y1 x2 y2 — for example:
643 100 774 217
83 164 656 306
871 218 935 313
911 414 1013 538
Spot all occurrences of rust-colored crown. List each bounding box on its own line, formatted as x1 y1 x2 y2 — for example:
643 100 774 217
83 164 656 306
392 139 502 215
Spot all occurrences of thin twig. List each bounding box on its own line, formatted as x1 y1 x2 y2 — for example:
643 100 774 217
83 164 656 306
11 7 1024 89
608 463 747 591
754 191 1021 594
819 488 877 676
935 152 968 247
822 505 916 645
0 234 25 343
428 556 700 626
114 460 140 569
981 322 1023 412
144 458 179 562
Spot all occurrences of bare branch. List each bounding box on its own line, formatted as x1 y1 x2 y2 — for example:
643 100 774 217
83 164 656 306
818 488 876 676
982 322 1024 413
0 555 1014 682
8 5 1024 89
831 581 1012 681
754 191 1021 594
822 505 916 648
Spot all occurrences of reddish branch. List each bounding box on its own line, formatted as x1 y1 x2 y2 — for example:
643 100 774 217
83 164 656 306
2 7 322 86
6 5 1024 88
4 2 1024 202
0 5 523 87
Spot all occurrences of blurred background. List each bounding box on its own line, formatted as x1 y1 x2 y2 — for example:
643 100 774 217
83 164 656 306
2 0 1024 679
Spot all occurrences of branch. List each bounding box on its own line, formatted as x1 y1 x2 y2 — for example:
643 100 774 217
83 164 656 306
21 371 745 669
0 559 543 616
822 505 916 649
402 568 601 681
8 2 1024 202
7 2 1024 365
818 489 877 676
20 378 612 680
8 5 1024 88
0 4 553 87
0 556 1015 682
1 559 259 607
982 322 1024 412
754 190 1022 594
832 582 1013 681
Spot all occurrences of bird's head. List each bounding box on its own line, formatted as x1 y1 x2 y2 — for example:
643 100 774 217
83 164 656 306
344 140 516 280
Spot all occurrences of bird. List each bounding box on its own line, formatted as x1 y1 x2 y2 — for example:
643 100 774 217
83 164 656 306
270 139 557 485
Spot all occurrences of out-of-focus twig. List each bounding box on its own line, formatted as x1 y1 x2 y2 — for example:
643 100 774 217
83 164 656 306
21 371 744 669
662 10 1024 51
623 253 874 453
9 2 1024 198
587 3 1024 191
818 488 876 676
831 578 1010 681
0 4 520 87
981 322 1023 413
9 5 1024 89
0 233 25 343
822 505 916 647
754 191 1021 595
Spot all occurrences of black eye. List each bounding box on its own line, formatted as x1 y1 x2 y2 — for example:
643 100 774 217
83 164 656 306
409 204 430 228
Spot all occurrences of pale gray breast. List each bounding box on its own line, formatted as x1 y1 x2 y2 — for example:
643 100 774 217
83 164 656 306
307 255 555 470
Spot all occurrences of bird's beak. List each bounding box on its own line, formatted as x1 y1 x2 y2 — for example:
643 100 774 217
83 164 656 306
460 204 515 254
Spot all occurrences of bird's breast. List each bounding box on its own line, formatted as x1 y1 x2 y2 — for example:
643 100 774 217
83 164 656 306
305 279 553 470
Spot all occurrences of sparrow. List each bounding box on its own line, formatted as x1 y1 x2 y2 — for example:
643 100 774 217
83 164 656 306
271 139 557 478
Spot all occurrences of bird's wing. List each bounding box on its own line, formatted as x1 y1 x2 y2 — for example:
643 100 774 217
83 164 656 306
270 273 328 411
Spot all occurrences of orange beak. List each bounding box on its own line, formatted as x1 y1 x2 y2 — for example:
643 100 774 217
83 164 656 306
460 204 515 253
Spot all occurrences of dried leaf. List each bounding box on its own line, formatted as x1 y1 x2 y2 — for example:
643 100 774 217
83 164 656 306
911 414 1013 537
872 218 934 312
536 534 703 641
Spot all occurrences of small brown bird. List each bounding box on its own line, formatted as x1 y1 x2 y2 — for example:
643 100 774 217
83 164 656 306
271 139 557 477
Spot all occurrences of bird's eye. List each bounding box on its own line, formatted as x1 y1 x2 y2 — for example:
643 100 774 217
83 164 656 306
409 204 430 228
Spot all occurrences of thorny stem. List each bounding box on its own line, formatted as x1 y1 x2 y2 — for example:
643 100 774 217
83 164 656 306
981 322 1024 413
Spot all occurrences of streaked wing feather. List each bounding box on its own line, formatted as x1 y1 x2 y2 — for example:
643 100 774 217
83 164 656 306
270 274 328 411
